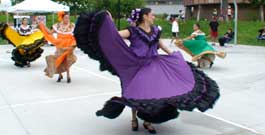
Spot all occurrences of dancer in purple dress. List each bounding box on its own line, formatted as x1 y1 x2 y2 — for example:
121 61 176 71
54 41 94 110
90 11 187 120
74 8 220 134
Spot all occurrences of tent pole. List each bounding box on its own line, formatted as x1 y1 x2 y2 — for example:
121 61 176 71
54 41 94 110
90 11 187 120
16 12 19 28
233 0 238 45
6 12 9 23
52 13 55 24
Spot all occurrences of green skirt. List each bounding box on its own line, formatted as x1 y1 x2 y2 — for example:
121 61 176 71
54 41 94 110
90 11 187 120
183 40 215 56
182 39 227 62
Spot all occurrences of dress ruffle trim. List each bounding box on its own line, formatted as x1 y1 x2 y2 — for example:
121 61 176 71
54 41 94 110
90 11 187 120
74 10 118 75
11 48 44 67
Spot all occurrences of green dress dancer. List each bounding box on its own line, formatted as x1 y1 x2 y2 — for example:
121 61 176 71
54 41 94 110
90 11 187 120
177 30 226 68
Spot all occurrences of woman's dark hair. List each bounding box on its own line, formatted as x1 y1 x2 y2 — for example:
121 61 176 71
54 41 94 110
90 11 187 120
21 18 28 25
194 23 200 29
62 12 69 18
22 17 27 21
228 28 233 31
136 8 152 25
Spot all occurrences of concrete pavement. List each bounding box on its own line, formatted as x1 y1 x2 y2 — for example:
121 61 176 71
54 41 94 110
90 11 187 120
0 41 264 135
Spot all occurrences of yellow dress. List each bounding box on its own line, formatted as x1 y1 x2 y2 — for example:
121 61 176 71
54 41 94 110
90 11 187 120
0 23 45 67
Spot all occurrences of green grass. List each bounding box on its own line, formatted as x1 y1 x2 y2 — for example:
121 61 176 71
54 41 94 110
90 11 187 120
0 14 264 47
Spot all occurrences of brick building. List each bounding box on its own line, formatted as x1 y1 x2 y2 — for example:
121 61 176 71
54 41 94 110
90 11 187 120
184 0 265 21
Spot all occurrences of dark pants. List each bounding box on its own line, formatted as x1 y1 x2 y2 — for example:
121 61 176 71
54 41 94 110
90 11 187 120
257 35 265 40
219 37 232 46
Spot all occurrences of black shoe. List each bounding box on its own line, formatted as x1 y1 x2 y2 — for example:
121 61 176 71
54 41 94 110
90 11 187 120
57 75 63 82
209 62 214 68
143 122 156 134
131 118 138 131
67 77 71 83
27 62 31 67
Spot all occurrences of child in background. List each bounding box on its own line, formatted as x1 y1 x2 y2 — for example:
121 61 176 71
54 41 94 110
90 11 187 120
170 17 179 45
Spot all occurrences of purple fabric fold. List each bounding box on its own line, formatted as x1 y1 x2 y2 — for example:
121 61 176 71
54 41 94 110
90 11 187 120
98 16 195 100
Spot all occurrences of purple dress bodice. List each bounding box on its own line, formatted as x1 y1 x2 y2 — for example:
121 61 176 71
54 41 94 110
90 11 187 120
127 26 161 58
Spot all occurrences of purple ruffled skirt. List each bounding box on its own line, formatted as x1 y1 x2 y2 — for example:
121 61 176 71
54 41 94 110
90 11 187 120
74 11 220 123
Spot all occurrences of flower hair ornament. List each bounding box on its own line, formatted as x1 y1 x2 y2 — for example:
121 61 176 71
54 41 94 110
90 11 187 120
127 8 141 25
57 11 65 22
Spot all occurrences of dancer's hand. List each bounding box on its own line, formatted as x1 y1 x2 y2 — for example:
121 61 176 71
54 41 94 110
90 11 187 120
106 10 113 21
175 39 184 49
175 39 183 45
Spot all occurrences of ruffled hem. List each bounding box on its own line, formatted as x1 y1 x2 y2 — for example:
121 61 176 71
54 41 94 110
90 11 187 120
175 41 226 62
11 48 44 67
16 38 45 51
192 51 226 62
96 62 220 123
74 10 118 75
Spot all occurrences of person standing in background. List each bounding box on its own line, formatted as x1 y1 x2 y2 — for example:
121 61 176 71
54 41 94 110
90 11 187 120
227 5 233 21
170 17 179 44
209 17 219 45
212 8 218 18
179 10 185 23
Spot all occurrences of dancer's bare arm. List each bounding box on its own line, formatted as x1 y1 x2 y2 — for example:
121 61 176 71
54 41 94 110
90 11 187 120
37 22 55 35
183 34 196 40
159 39 173 55
106 10 130 39
118 30 130 39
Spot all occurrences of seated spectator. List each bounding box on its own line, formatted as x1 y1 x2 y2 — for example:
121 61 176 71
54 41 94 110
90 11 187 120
257 26 265 40
218 28 234 47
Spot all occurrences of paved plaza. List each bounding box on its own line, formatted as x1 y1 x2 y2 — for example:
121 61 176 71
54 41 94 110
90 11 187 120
0 40 265 135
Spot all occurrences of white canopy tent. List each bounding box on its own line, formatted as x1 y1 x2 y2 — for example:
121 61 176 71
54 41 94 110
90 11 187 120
0 0 12 23
0 0 12 11
6 0 70 25
7 0 69 13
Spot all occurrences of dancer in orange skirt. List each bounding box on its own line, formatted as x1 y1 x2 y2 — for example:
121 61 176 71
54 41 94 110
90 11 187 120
39 12 77 83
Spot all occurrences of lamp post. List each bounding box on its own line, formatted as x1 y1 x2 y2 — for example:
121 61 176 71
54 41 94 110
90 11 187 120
233 0 238 45
117 0 121 30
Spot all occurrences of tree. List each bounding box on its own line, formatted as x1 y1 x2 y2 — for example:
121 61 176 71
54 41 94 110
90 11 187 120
94 0 145 18
55 0 145 18
11 0 24 4
249 0 265 21
54 0 99 15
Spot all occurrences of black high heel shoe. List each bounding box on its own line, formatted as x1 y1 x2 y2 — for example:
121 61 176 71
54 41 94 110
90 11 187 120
57 75 63 82
67 77 71 83
131 118 138 131
143 122 156 134
209 62 214 68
